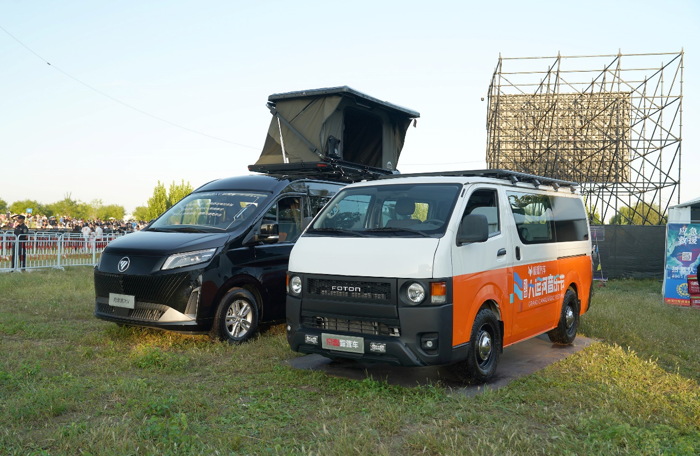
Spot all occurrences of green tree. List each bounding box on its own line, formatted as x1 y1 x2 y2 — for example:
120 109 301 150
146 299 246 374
609 202 665 225
9 199 47 216
47 193 81 218
0 198 7 213
98 204 125 221
144 180 193 221
146 181 169 220
133 206 150 221
168 180 193 208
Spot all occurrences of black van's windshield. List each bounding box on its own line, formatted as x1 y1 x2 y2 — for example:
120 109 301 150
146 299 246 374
307 183 461 238
149 191 269 232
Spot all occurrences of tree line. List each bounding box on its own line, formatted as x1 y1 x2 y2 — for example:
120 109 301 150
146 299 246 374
0 180 193 222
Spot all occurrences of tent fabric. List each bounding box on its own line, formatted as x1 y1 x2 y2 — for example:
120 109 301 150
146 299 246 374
257 96 343 165
254 94 414 171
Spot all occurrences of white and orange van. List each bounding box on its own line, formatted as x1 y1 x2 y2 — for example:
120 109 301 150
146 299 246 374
286 170 593 382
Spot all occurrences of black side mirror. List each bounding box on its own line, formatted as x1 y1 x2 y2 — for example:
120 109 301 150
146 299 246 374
457 214 489 245
255 222 279 244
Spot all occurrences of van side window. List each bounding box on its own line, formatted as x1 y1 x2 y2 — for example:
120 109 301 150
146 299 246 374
507 191 554 244
462 189 500 236
264 197 303 243
551 196 589 242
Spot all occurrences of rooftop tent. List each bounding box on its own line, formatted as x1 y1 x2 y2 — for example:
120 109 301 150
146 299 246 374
253 86 420 172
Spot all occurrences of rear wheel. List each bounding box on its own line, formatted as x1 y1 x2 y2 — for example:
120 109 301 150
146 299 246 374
547 288 579 344
449 308 501 383
210 288 259 344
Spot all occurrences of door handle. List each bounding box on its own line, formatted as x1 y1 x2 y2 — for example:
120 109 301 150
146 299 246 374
497 248 507 257
516 246 521 261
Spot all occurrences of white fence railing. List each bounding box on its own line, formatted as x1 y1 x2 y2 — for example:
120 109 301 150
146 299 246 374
0 231 124 272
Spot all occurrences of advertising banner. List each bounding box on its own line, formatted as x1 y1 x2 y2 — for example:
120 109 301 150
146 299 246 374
663 223 700 305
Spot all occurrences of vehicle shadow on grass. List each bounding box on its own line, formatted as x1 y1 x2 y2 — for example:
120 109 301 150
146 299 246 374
284 334 594 395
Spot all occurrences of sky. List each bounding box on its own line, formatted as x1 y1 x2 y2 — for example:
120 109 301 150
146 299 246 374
1 0 699 215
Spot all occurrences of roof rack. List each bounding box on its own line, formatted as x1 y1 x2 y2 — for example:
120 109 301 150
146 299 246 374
380 169 579 191
248 159 397 184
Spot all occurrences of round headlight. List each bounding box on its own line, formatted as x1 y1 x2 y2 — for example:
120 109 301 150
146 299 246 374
290 276 302 295
407 282 425 304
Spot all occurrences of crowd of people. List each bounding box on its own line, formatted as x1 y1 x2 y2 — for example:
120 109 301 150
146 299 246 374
0 212 149 235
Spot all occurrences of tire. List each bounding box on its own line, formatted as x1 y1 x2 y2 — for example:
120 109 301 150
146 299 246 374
449 308 501 383
547 288 579 344
210 288 259 344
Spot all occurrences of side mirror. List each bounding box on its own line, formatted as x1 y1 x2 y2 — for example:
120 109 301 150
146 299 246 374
457 214 489 245
254 222 279 244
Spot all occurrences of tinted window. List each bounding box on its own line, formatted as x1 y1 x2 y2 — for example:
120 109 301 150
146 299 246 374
263 197 303 243
508 191 554 244
551 196 588 242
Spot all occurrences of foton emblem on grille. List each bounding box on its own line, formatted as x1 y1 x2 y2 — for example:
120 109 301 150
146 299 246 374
118 257 130 273
331 285 361 292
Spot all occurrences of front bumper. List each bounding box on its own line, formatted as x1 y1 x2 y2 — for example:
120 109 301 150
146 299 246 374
287 295 468 367
93 268 210 332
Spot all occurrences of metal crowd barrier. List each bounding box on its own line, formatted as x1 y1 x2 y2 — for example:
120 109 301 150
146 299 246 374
0 231 124 273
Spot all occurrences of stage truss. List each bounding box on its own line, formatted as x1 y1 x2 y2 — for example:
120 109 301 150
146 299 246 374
486 51 683 224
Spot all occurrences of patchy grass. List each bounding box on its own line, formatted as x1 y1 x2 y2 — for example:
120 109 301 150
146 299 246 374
0 269 698 454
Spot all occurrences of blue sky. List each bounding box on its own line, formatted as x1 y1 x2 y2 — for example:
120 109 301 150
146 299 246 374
1 0 698 214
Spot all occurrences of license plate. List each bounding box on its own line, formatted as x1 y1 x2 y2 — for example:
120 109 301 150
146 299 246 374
321 333 364 354
109 293 135 309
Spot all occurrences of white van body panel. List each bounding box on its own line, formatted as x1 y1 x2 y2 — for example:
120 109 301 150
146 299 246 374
290 236 440 278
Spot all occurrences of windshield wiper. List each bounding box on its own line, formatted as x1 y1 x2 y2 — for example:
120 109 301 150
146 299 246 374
166 227 211 233
307 228 366 237
364 227 432 238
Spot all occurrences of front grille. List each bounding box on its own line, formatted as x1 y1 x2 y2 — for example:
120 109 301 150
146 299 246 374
96 299 169 322
94 271 189 304
308 278 391 301
303 316 400 337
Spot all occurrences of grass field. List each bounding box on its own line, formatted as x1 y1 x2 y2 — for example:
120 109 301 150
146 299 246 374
1 268 699 455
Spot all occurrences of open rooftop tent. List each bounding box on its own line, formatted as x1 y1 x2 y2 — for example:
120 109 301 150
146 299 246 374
251 86 419 179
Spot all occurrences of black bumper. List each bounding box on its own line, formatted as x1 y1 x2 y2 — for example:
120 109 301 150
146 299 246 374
93 268 211 333
286 295 469 367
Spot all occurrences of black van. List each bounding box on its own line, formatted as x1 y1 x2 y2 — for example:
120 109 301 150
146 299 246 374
93 86 419 342
94 174 345 342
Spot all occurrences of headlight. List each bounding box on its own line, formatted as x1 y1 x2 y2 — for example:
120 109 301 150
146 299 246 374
406 282 425 304
289 275 302 295
162 248 216 270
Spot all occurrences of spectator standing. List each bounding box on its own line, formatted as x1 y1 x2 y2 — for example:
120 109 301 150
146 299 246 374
81 222 92 251
11 214 29 269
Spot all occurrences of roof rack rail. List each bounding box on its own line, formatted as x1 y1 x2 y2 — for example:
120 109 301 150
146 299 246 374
379 169 579 191
248 159 397 184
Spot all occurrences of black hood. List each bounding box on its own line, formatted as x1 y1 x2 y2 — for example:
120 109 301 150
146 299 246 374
104 230 230 256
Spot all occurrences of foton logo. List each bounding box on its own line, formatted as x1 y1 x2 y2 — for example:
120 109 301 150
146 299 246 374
117 257 130 273
331 285 362 292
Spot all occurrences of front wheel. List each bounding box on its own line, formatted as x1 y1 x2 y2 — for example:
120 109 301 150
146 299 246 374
210 288 259 344
448 308 501 383
547 288 579 344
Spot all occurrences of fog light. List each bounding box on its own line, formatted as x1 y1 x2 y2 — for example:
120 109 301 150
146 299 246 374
369 342 386 353
421 333 439 350
305 334 319 345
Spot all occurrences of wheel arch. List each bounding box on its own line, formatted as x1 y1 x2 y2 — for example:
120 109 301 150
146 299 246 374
214 274 267 318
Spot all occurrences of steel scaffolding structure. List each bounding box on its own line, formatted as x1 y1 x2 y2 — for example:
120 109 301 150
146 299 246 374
486 51 683 224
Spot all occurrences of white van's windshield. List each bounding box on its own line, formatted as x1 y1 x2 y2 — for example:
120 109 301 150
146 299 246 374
149 191 269 232
308 183 461 238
